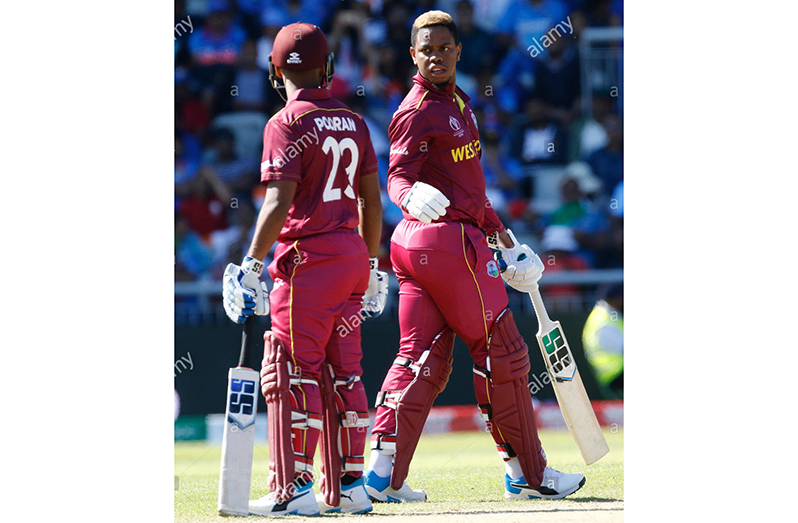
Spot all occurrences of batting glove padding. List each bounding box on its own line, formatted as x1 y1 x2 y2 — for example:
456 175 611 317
223 256 270 324
401 181 450 224
362 257 388 318
494 230 545 293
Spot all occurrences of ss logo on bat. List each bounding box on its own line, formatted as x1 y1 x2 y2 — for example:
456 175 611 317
542 328 573 380
230 379 256 415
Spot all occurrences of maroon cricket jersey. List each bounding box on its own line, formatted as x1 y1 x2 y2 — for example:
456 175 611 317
386 72 504 236
260 88 378 242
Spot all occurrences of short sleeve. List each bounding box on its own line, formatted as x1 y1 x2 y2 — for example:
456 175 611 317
260 119 302 184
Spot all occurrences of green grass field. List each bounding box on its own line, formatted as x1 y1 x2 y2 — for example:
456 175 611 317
175 428 623 522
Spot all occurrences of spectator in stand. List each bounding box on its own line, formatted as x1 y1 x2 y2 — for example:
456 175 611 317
509 96 567 166
209 200 259 280
532 36 580 126
188 1 247 114
454 1 496 77
260 0 333 31
232 40 270 112
548 162 607 264
175 129 202 192
176 213 215 281
569 91 613 161
539 225 590 299
199 127 258 206
587 114 623 192
177 171 228 238
189 1 247 67
175 68 212 135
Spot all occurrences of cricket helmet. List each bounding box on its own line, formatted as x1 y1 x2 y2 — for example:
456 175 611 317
269 22 334 95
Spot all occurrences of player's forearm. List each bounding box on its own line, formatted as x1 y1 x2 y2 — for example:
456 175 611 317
497 229 514 248
358 173 383 257
246 182 296 261
358 202 382 257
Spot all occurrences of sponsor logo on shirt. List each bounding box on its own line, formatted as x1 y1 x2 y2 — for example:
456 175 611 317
390 146 409 156
487 260 500 278
471 111 479 129
450 139 481 163
287 52 302 64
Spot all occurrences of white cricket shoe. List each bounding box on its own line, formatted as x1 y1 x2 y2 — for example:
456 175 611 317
504 467 585 500
248 480 320 516
364 470 427 503
316 476 373 514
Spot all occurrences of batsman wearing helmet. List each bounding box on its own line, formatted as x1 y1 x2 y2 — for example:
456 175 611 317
363 11 585 502
222 22 387 516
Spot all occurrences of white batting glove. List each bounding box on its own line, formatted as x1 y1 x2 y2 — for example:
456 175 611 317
222 256 270 324
401 181 450 224
361 257 388 318
491 229 545 293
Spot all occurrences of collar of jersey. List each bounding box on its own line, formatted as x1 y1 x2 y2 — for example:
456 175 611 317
287 88 332 104
413 71 471 104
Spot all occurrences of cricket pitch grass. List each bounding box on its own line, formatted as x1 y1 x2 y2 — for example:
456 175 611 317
175 428 623 522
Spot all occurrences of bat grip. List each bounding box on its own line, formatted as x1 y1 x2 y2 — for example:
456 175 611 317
238 318 255 368
528 288 552 326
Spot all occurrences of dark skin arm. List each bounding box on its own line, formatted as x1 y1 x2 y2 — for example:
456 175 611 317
358 173 382 257
246 180 297 261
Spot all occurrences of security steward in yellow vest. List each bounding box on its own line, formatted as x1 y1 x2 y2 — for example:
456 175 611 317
582 284 623 399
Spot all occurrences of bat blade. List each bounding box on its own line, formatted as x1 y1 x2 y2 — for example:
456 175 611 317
534 308 609 465
218 367 259 516
218 320 259 516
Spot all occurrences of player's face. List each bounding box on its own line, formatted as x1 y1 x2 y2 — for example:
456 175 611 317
410 26 461 87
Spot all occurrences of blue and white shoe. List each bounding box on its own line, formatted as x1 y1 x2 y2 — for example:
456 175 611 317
505 467 585 500
316 476 373 514
248 479 320 516
364 470 427 503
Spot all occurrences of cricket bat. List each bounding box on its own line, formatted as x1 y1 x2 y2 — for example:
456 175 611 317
218 319 259 516
528 288 610 465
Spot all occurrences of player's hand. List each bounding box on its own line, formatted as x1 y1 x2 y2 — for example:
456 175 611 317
401 181 450 223
222 256 270 323
493 229 545 293
361 257 388 318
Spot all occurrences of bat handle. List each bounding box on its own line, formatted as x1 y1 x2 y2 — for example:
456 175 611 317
237 318 255 369
528 287 552 326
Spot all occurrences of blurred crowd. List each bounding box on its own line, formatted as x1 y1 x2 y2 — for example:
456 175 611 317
175 0 624 287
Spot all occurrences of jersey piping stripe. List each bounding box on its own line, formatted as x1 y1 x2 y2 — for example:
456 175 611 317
460 223 505 442
289 107 362 127
415 91 429 110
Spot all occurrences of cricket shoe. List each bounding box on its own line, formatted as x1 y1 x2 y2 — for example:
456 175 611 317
364 470 427 503
316 476 373 514
504 467 586 500
248 479 320 516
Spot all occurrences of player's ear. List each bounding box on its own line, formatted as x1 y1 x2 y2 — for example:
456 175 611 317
456 42 462 61
409 46 417 65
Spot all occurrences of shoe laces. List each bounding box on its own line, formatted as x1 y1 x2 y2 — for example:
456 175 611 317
544 466 563 478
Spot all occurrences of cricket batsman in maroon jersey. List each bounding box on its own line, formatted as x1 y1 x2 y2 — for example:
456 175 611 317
222 23 386 516
363 11 586 502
